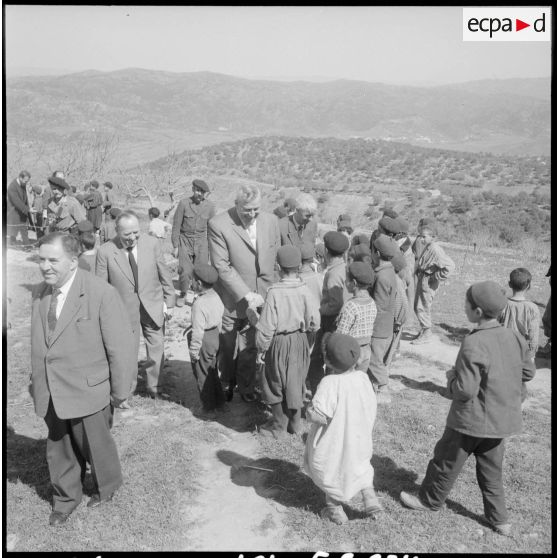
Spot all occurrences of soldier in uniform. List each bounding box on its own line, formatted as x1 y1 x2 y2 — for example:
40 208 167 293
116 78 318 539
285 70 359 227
171 179 216 306
46 176 86 235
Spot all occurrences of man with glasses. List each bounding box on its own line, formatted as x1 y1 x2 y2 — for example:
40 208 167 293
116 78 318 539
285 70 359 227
208 185 280 403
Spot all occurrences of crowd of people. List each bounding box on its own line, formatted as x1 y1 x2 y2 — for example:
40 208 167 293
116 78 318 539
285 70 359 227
10 171 551 536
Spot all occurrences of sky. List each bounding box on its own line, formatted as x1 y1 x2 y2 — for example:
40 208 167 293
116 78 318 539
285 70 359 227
5 5 552 85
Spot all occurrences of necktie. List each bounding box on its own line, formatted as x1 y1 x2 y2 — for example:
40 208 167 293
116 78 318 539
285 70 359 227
297 225 304 238
127 247 139 292
47 288 61 333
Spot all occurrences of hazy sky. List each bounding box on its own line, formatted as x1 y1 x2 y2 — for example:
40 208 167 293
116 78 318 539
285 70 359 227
5 5 552 84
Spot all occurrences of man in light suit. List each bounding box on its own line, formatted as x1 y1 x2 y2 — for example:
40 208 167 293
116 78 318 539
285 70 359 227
208 184 280 402
96 211 176 399
30 233 136 526
278 193 318 249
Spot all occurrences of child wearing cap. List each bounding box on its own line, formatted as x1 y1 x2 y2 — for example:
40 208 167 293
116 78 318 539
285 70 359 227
498 268 540 362
368 234 399 403
400 281 535 536
307 231 350 395
412 223 455 345
256 246 320 438
304 332 382 525
187 263 227 417
334 262 377 373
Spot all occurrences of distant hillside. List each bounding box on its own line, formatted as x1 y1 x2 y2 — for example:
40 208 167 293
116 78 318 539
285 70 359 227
6 69 550 158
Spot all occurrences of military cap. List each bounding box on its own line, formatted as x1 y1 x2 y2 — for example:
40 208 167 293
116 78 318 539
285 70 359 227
193 263 219 285
391 252 408 273
47 176 70 191
277 245 301 270
192 179 210 193
325 333 361 372
382 208 399 219
467 281 507 319
348 262 374 286
379 216 399 235
349 244 372 262
394 216 409 234
77 220 94 233
103 181 113 189
299 243 316 262
373 234 399 260
324 231 350 255
109 207 122 218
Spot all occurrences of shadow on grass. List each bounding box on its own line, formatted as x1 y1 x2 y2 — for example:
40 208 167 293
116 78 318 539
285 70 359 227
6 426 51 503
436 323 470 344
217 449 324 512
373 453 491 527
391 374 450 399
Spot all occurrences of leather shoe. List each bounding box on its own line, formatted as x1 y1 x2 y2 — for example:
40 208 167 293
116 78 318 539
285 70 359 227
241 393 258 403
147 390 168 400
49 511 70 526
87 492 114 508
399 490 439 511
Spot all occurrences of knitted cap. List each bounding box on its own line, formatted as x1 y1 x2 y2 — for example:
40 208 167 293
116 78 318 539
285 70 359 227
299 243 315 262
103 181 113 189
348 262 374 286
349 244 372 262
467 281 507 318
77 220 94 233
351 233 370 247
325 333 361 372
379 216 399 235
193 263 219 285
277 245 302 269
324 231 349 255
373 234 399 259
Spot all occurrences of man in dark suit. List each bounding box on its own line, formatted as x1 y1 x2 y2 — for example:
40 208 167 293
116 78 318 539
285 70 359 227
278 193 318 249
7 170 31 246
96 211 176 400
208 185 281 402
30 232 136 525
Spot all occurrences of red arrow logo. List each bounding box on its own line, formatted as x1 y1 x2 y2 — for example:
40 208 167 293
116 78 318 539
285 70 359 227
516 18 530 31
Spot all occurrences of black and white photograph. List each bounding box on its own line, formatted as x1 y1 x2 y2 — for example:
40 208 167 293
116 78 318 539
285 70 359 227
4 4 553 554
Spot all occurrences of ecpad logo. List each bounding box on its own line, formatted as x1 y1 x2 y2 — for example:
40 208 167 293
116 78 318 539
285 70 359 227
463 8 551 42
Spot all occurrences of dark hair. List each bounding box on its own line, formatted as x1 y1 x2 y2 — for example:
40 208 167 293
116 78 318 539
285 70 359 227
509 268 532 291
38 232 81 258
80 231 97 251
71 185 77 193
19 170 31 179
148 207 160 218
465 286 479 312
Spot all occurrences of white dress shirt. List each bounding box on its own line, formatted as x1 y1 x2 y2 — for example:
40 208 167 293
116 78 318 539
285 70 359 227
54 268 78 319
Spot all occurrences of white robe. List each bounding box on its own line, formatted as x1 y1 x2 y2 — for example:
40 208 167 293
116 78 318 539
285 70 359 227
304 369 377 502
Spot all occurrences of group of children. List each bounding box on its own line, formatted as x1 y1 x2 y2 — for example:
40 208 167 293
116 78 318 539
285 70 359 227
184 208 544 536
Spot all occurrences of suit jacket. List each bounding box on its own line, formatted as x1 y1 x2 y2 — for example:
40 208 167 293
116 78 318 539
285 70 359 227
7 178 29 226
95 234 176 328
208 208 280 318
30 269 136 420
279 215 318 249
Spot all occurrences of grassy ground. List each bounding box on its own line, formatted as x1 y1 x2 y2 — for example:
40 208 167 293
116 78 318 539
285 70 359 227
5 219 552 552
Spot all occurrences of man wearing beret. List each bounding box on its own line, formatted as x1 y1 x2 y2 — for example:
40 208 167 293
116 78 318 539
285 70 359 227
46 176 86 235
208 184 281 403
172 179 216 306
7 170 32 247
279 193 318 249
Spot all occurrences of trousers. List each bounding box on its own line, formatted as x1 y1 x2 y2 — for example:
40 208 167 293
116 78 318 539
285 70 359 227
419 427 508 525
177 235 209 294
219 314 257 396
414 274 440 330
367 335 393 388
44 399 122 514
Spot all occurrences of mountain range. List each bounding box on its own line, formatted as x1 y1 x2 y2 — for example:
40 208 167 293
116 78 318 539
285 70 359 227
6 69 551 161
